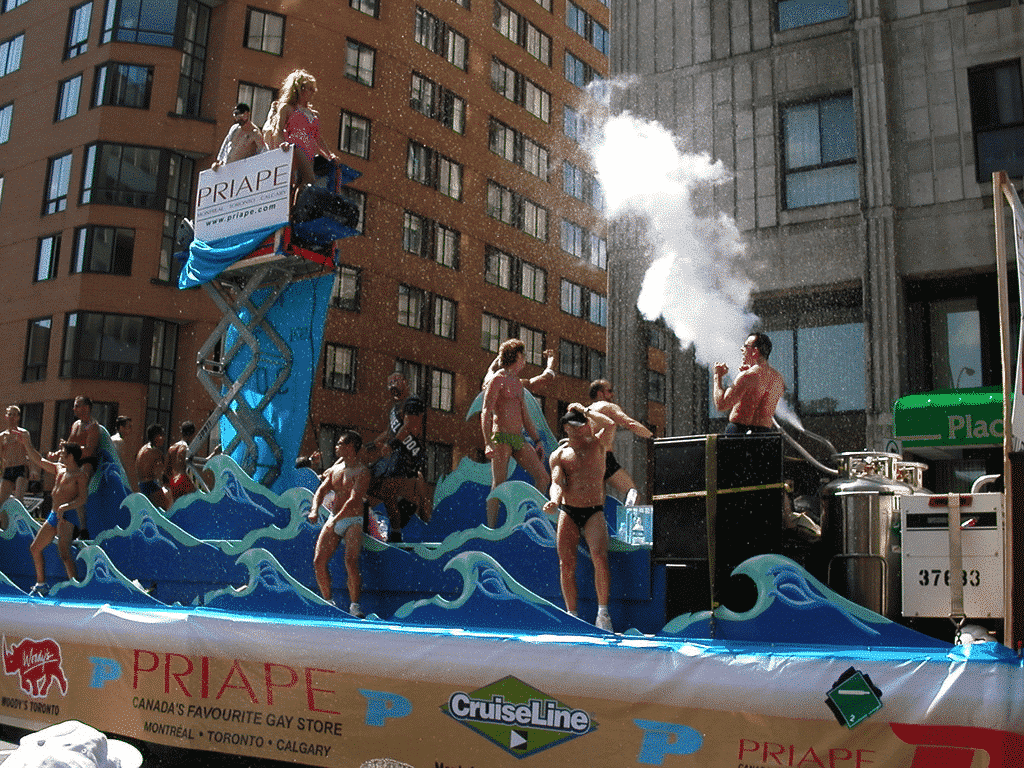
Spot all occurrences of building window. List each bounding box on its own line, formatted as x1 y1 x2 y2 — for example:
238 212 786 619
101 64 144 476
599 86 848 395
560 279 584 316
566 2 608 54
429 368 454 412
44 152 73 215
488 118 549 179
486 181 547 239
244 8 284 54
486 248 547 301
782 93 858 209
336 188 366 233
324 343 357 391
339 110 370 159
404 212 460 269
559 339 603 380
0 102 9 143
23 318 51 383
494 1 551 65
237 82 275 128
563 161 601 208
175 0 209 117
3 0 28 11
346 39 375 86
564 52 598 89
72 226 133 275
491 58 550 122
564 105 587 143
332 264 361 311
481 312 513 352
19 403 43 451
35 234 61 282
65 2 92 58
56 75 82 121
532 0 550 10
101 0 176 45
424 441 452 484
407 141 462 200
0 32 23 76
590 232 607 269
350 0 377 17
777 0 848 31
157 151 196 283
414 8 467 70
80 142 194 210
93 62 153 109
410 72 465 133
968 60 1024 182
521 262 546 302
648 371 665 403
61 311 158 381
398 285 456 339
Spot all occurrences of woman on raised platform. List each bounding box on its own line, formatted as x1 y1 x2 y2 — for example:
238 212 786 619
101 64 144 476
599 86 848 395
264 70 339 190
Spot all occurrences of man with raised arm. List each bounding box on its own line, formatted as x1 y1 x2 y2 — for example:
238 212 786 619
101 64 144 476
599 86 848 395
481 338 550 529
308 430 371 617
713 332 786 435
588 379 653 503
543 403 617 631
61 395 100 537
20 434 88 597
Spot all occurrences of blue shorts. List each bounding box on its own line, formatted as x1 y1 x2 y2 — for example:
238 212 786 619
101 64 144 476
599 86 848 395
46 508 79 529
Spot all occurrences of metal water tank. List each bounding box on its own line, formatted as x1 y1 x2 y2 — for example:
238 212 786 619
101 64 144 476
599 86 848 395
820 452 915 619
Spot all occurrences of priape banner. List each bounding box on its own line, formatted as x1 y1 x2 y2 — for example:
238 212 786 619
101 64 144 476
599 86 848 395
2 603 1022 767
193 148 292 243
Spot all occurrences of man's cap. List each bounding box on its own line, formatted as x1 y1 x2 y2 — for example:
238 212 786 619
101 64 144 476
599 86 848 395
560 409 587 426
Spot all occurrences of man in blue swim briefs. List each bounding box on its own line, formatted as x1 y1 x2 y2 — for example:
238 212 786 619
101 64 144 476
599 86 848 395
18 434 88 597
308 430 371 617
544 403 616 632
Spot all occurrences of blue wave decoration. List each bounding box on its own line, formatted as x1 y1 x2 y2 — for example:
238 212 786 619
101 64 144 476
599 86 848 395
201 548 361 620
48 545 165 607
659 554 950 648
393 551 605 634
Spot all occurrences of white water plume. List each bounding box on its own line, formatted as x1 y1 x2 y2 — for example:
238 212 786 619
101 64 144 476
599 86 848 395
585 107 756 369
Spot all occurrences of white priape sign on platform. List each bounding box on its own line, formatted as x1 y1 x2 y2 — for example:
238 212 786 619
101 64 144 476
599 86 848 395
193 147 292 242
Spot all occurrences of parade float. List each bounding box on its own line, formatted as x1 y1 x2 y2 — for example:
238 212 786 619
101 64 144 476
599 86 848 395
0 152 1021 767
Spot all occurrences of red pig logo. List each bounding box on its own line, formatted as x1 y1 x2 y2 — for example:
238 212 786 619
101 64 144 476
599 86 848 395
3 636 69 698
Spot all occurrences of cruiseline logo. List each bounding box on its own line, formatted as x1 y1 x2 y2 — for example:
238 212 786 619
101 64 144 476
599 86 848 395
442 675 596 758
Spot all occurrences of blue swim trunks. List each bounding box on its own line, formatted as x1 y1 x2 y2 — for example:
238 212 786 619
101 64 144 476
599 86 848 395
46 508 80 529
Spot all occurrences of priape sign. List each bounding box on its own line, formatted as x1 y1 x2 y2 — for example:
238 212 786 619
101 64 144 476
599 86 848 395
194 147 292 242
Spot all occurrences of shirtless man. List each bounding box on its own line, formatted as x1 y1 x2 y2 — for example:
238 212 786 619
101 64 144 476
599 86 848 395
543 403 616 631
0 406 31 511
713 332 786 435
20 436 88 597
484 348 556 393
136 424 170 510
307 430 371 617
481 338 550 528
167 421 196 502
110 415 135 490
211 102 267 168
61 395 100 537
588 380 653 503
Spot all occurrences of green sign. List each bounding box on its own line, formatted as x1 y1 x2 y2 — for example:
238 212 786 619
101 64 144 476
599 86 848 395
826 669 882 729
893 388 1005 448
442 675 596 758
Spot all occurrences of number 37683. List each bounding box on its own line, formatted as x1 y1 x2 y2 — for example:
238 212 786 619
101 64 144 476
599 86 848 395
918 569 981 587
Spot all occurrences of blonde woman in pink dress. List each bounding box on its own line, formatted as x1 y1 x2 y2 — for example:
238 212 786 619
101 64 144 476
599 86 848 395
265 70 339 190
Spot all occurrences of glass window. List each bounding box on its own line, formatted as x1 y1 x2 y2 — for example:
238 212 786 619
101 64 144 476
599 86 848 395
245 8 284 54
0 102 10 143
561 279 584 316
561 219 584 258
72 226 133 275
429 369 454 412
782 94 858 209
398 284 425 329
523 79 550 122
559 339 585 378
432 296 457 339
520 326 544 365
61 311 148 381
350 0 377 17
487 181 515 224
339 110 370 159
434 224 459 268
332 264 361 311
56 75 82 121
65 1 92 58
35 234 61 282
589 291 607 326
102 0 177 45
157 151 195 283
3 0 29 11
93 62 153 109
415 8 467 69
439 156 462 199
174 0 209 118
237 82 275 128
23 318 51 383
564 52 596 89
777 0 848 31
521 262 545 302
485 247 514 289
324 343 357 391
522 199 547 240
929 298 983 390
0 32 23 77
589 233 607 269
566 1 607 54
346 39 375 86
81 142 162 208
648 371 665 403
968 61 1024 182
43 152 73 215
481 313 512 352
489 119 516 162
403 211 425 254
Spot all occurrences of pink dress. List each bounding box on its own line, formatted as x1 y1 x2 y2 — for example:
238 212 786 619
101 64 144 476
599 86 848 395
284 107 322 162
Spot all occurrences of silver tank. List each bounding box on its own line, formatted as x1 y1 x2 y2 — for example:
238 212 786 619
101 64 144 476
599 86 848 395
820 452 915 619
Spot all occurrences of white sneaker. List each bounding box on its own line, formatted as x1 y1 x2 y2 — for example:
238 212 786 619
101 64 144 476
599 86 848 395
28 583 49 598
595 612 613 632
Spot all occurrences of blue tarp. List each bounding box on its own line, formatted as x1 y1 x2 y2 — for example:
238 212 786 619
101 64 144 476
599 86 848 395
177 224 281 289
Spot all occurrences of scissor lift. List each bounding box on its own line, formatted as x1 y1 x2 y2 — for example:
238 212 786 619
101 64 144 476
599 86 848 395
183 162 361 490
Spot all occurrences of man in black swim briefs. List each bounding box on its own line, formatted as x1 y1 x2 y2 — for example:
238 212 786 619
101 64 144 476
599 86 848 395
543 403 616 632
